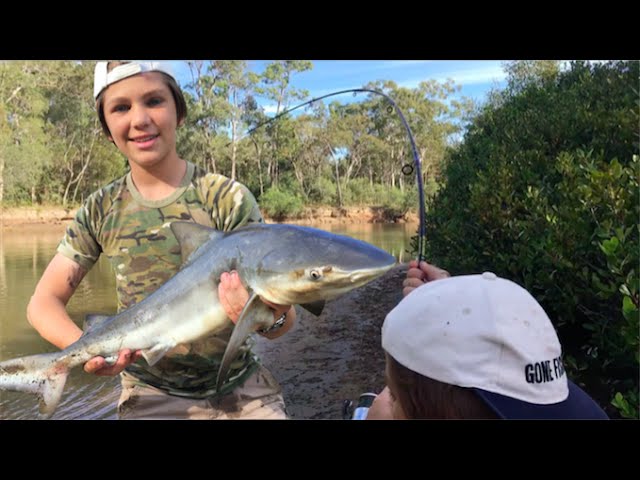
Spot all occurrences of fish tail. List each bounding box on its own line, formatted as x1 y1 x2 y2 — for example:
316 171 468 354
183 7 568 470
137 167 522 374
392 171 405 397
0 352 70 418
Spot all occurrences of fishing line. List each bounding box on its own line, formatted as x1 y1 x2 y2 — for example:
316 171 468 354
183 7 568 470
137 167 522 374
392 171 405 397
235 88 426 262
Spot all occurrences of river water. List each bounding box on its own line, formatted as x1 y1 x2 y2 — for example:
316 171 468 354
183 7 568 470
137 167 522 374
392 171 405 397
0 222 416 420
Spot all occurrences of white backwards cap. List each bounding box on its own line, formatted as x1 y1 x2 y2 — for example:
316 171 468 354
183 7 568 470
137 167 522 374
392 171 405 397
93 61 176 100
382 272 608 419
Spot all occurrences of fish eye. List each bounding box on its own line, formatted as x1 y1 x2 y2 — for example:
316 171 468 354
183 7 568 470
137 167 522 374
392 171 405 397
309 269 323 280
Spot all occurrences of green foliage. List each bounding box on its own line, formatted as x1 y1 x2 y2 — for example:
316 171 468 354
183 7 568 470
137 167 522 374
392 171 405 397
0 61 53 204
307 176 337 204
341 178 417 219
611 390 639 419
259 187 304 220
1 60 464 213
342 178 376 205
1 61 128 206
502 60 562 93
423 61 639 418
380 186 417 220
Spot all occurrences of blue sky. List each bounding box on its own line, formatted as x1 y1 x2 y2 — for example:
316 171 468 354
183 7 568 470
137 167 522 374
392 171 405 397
170 60 509 114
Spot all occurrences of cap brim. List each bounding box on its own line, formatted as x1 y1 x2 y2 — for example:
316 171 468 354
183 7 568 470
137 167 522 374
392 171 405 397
474 380 609 420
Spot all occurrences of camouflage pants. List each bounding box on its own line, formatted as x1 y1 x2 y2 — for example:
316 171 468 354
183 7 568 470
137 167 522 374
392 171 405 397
117 365 287 420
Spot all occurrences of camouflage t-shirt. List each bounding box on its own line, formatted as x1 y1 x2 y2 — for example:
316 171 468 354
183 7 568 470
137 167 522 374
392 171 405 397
57 161 263 398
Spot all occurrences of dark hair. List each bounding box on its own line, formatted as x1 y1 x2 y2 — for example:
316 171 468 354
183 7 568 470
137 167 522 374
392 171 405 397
386 353 498 419
95 61 187 137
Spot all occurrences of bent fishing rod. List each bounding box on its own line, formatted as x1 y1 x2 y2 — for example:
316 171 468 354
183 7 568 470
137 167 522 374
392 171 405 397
236 88 426 262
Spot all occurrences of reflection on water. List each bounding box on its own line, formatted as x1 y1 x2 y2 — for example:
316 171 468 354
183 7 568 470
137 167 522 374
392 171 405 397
0 222 417 420
0 225 119 420
304 222 415 264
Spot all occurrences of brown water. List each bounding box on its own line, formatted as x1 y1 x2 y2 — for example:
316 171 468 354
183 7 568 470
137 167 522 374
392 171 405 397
0 222 416 420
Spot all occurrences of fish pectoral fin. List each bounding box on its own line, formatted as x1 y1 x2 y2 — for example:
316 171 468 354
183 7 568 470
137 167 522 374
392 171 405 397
81 314 112 337
216 293 274 391
141 343 175 367
300 300 325 317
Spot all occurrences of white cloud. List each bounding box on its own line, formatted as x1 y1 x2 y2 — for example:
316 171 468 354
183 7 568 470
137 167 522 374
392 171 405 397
308 60 434 80
433 64 507 85
395 64 506 90
263 104 279 114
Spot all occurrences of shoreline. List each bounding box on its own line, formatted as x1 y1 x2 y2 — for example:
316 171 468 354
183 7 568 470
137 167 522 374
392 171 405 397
0 205 419 230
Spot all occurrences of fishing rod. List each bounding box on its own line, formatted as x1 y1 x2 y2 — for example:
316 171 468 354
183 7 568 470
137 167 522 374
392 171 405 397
237 87 426 262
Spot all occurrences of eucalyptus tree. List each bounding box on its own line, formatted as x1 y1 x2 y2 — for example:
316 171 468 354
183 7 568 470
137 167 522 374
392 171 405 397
43 61 119 206
326 100 380 196
0 99 8 203
240 94 270 195
363 80 464 194
210 60 257 180
179 61 232 174
286 103 333 202
0 61 52 204
253 60 312 186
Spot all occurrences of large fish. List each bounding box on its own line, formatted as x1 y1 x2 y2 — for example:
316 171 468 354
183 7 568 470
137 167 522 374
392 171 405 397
0 222 396 418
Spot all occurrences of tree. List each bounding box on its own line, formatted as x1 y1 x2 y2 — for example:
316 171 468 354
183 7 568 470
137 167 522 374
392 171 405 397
179 61 230 174
0 61 52 205
254 60 312 187
502 60 561 93
424 60 639 417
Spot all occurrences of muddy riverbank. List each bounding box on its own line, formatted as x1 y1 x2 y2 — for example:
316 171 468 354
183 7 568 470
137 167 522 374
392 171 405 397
254 263 407 419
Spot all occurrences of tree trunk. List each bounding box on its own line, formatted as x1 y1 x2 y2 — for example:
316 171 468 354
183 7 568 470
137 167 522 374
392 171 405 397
71 133 97 204
230 90 237 180
328 145 343 208
251 137 264 196
257 152 264 196
205 131 216 174
0 228 5 294
62 132 77 207
0 155 4 203
291 161 307 200
231 135 237 180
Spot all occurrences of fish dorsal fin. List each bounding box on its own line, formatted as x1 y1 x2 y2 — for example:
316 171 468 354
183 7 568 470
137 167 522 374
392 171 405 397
170 221 225 266
81 314 111 337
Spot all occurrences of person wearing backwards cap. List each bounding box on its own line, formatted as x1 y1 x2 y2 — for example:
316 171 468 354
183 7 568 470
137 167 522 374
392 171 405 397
26 61 296 419
366 260 608 420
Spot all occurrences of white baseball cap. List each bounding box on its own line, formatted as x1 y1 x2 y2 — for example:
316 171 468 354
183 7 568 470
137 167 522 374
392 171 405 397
93 61 176 100
382 272 608 419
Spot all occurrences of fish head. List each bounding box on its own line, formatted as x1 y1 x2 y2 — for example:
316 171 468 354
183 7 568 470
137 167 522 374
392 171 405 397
245 225 397 305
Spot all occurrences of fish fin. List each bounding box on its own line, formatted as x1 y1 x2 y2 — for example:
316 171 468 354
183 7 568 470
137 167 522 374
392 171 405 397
170 221 225 266
39 366 69 419
81 314 112 337
141 343 175 367
0 352 69 419
300 300 325 317
216 293 274 391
